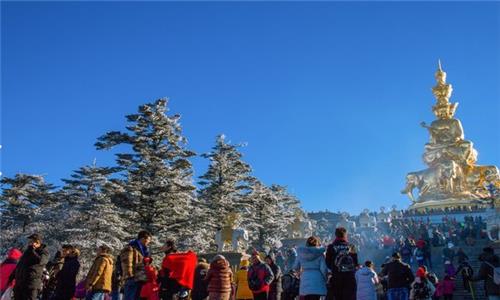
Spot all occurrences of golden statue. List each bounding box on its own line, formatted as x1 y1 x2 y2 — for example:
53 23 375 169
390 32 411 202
402 61 500 210
286 209 313 238
214 212 249 252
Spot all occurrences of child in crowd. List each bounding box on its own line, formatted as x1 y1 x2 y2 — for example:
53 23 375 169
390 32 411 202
140 257 160 300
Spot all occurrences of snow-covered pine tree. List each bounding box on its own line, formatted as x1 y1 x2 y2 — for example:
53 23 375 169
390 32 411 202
244 181 304 249
197 134 254 246
0 174 56 250
95 99 196 248
269 184 302 226
58 162 129 259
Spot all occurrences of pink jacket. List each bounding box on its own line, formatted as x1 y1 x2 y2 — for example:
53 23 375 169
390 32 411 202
438 278 455 296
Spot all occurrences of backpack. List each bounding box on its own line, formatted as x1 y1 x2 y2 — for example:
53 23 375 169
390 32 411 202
334 246 355 273
413 281 432 299
248 275 262 291
484 261 500 285
248 265 264 291
281 273 300 297
401 246 412 257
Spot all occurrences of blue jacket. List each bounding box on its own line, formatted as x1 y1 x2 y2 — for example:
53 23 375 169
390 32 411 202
293 246 328 296
355 267 378 300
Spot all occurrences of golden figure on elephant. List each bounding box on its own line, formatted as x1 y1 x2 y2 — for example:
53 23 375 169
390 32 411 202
402 62 500 210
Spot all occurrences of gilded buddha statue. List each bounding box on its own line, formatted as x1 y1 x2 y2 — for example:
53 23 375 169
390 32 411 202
402 61 500 210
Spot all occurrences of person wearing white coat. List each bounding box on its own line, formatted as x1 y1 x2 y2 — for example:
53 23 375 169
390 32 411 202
355 261 379 300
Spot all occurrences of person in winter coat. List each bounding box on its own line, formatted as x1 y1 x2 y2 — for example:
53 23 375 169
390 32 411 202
275 252 285 274
85 245 114 300
53 245 81 300
471 246 500 299
326 227 358 300
443 261 456 278
121 230 152 300
192 258 210 300
13 233 50 300
294 236 328 300
0 248 22 295
140 257 159 300
442 244 454 264
409 268 435 300
234 260 253 300
205 255 233 300
159 240 197 300
355 261 379 300
455 260 473 292
285 247 297 273
265 254 282 300
436 275 454 300
42 250 65 300
380 252 414 300
248 252 274 300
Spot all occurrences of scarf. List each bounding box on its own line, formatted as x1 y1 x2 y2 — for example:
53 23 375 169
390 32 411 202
130 239 150 258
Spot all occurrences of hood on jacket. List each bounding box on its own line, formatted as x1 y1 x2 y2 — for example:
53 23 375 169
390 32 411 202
357 266 374 276
211 258 229 270
7 248 22 260
297 246 325 261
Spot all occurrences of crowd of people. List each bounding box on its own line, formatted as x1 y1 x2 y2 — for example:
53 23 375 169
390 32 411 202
0 226 498 300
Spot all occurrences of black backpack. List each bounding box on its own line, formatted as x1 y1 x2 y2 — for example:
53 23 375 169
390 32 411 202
334 247 355 273
413 281 431 299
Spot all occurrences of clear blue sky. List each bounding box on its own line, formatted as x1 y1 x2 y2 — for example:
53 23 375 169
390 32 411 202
1 2 499 214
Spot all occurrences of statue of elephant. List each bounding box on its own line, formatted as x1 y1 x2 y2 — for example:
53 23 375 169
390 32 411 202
215 227 249 252
287 219 313 238
401 167 441 202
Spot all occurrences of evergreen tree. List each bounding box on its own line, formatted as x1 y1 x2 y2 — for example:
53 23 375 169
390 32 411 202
95 99 196 246
244 181 301 248
0 174 56 247
197 134 254 234
58 162 128 254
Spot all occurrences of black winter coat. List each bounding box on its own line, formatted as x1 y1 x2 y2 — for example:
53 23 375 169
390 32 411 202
191 263 209 300
14 245 50 290
472 253 500 296
53 256 80 300
380 260 414 289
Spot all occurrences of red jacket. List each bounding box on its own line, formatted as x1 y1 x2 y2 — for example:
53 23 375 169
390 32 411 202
247 261 274 294
0 248 22 292
140 265 159 300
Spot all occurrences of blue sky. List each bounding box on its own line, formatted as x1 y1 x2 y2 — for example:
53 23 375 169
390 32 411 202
1 2 499 214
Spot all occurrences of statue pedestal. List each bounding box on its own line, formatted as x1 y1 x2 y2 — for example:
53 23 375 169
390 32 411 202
281 238 307 248
198 252 247 269
409 197 490 212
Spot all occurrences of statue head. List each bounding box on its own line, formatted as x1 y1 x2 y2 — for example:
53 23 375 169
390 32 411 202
435 69 447 85
435 60 447 84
